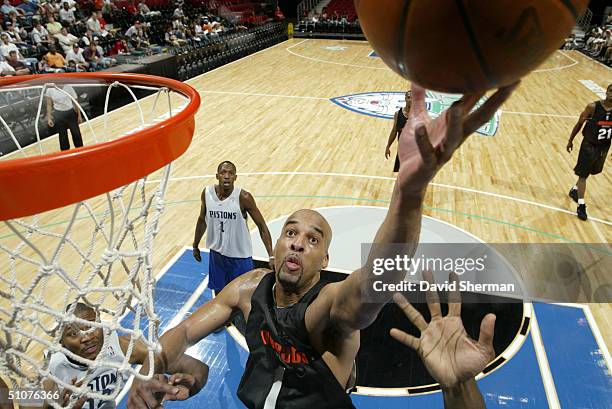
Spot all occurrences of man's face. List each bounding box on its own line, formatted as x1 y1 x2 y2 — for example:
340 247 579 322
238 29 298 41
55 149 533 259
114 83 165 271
216 163 237 190
63 3 68 9
8 51 16 61
606 85 612 103
61 28 67 35
60 308 104 361
274 210 330 291
1 35 8 44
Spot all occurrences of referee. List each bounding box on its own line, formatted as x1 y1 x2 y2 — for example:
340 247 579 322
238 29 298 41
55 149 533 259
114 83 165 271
45 85 84 152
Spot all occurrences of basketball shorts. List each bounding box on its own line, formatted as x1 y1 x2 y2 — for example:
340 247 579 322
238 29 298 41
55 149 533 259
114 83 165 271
574 140 610 178
209 249 254 293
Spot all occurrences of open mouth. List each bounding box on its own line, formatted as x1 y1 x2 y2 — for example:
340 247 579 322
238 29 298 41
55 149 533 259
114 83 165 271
284 255 301 272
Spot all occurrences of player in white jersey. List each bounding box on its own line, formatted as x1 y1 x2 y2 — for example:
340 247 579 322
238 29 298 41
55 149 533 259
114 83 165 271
193 161 273 294
44 303 209 409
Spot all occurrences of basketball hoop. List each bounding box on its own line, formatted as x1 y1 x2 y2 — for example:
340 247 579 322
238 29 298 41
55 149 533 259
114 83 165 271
0 73 200 408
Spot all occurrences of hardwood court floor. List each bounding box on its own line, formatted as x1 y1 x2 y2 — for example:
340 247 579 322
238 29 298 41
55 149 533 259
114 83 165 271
0 38 610 373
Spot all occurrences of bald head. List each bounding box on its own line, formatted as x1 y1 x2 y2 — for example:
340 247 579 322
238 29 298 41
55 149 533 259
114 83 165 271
286 209 332 251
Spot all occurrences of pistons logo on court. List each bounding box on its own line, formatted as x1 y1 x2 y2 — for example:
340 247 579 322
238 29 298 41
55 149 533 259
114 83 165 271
330 92 500 136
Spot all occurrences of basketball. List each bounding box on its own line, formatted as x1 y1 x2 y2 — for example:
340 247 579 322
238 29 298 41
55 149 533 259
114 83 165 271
354 0 589 93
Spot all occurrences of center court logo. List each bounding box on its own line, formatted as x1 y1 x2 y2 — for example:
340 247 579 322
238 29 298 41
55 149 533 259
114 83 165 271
330 92 500 136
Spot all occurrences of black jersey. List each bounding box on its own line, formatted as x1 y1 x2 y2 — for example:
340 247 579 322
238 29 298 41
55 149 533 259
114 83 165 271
395 108 408 136
237 273 356 409
583 101 612 146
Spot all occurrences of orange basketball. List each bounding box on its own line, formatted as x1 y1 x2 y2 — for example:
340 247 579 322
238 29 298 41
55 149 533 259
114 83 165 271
355 0 588 93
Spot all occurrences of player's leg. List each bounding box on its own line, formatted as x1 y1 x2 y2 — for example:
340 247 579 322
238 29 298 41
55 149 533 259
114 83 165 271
208 249 227 294
67 109 84 148
55 112 70 151
571 140 595 220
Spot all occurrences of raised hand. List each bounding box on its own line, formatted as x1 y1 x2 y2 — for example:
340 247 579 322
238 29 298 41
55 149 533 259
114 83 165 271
390 272 496 389
397 83 518 196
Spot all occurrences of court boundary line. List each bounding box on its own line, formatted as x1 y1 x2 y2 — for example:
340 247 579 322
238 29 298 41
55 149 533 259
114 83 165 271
286 39 579 73
530 309 561 409
147 172 612 227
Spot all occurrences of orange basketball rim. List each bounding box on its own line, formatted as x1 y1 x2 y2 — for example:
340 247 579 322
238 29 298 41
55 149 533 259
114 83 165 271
0 73 201 221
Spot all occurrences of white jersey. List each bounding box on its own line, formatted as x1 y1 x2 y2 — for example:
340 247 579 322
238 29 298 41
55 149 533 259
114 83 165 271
204 185 252 258
48 330 127 409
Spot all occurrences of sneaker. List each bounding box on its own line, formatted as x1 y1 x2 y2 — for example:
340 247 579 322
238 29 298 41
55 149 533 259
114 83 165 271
568 188 578 203
577 204 588 221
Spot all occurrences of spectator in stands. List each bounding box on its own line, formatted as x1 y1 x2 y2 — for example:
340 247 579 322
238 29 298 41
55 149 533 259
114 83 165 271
81 29 95 46
65 43 88 71
5 22 28 46
164 25 185 47
96 40 116 67
126 0 138 16
97 11 111 34
138 0 160 18
83 41 102 69
1 0 24 18
42 0 61 20
173 4 184 19
41 44 66 72
125 20 149 49
56 26 79 52
6 49 32 75
109 35 132 55
0 33 22 59
46 14 63 38
87 11 110 37
17 0 41 24
31 20 53 50
59 1 76 25
0 59 17 75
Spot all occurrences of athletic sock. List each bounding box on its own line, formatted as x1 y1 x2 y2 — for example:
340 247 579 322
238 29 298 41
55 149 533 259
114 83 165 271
572 185 578 190
578 199 585 205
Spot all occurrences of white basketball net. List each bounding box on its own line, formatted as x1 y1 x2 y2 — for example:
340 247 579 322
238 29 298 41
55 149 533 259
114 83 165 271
0 78 192 408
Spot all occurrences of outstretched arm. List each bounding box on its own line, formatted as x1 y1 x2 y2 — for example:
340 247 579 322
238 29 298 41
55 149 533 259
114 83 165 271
307 83 519 334
192 189 207 262
127 269 268 409
391 272 495 409
567 103 594 152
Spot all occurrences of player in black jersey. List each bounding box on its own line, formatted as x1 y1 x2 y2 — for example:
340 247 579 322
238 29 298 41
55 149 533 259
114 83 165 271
385 90 412 172
127 82 519 409
567 83 612 221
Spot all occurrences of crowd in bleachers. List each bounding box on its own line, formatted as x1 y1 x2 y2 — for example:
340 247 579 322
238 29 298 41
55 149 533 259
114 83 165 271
0 0 279 76
296 1 361 37
565 11 612 67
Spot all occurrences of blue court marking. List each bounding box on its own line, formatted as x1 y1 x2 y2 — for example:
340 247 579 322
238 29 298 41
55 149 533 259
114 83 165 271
534 303 612 409
117 250 610 409
330 91 405 120
368 50 379 58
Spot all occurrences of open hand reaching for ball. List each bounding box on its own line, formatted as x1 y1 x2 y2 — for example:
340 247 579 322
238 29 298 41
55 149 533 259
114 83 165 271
397 83 519 196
